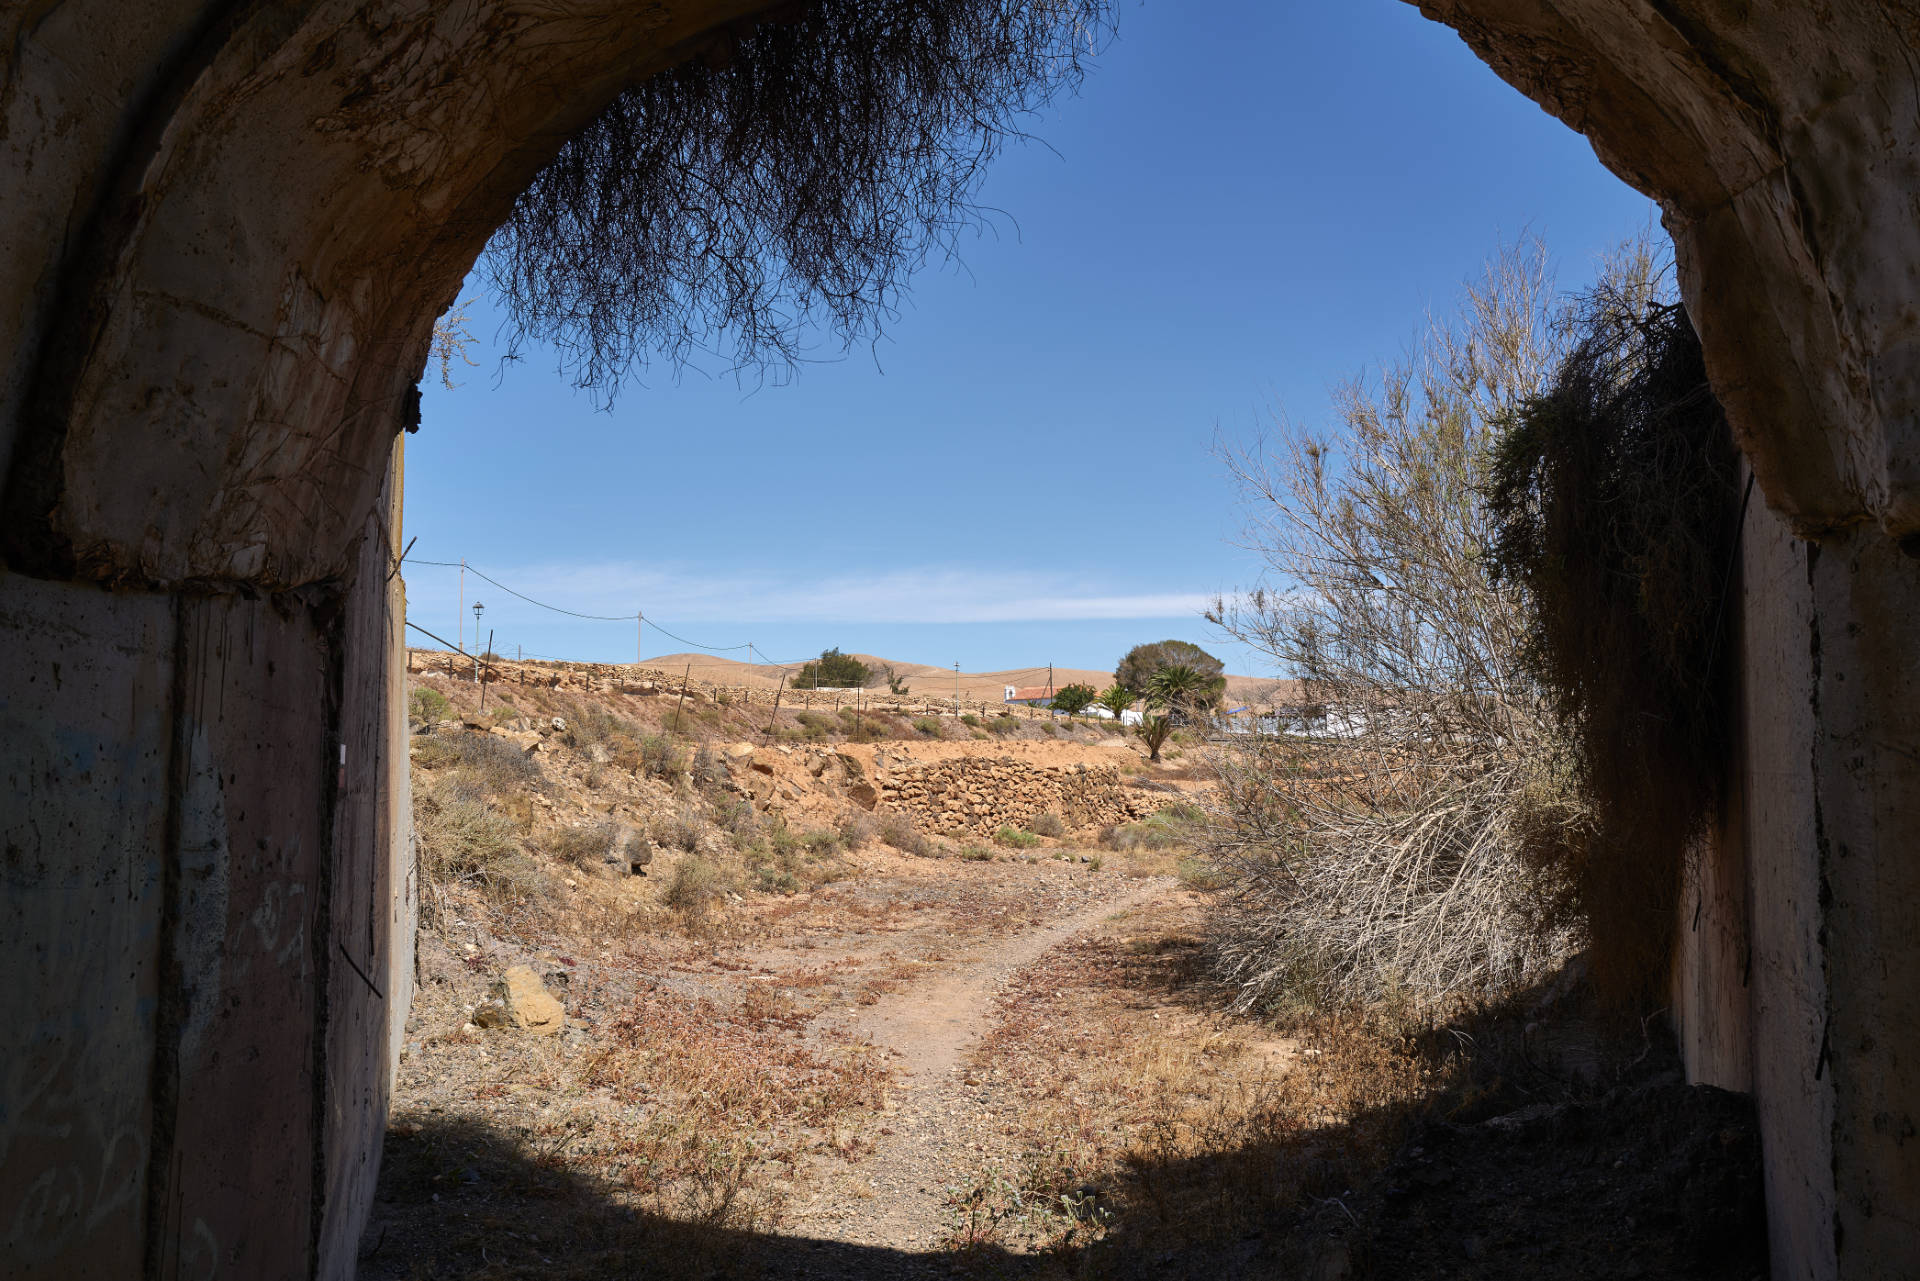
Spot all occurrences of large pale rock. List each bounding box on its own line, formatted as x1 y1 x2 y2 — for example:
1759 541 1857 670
473 965 565 1036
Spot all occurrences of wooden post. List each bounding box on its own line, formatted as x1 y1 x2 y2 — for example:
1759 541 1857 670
480 629 493 711
672 659 693 734
767 674 787 736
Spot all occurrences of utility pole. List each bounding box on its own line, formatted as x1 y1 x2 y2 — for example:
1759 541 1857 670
953 661 959 715
636 609 643 666
457 558 465 653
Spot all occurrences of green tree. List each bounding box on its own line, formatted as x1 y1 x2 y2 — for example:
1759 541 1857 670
1134 714 1174 762
1147 664 1215 725
1115 640 1225 711
1096 684 1136 720
1049 683 1098 716
791 648 870 690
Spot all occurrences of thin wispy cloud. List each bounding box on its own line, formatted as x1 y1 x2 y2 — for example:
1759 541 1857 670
407 560 1210 626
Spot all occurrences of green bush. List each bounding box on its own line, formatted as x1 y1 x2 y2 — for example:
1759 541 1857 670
911 717 943 738
993 827 1040 849
1103 803 1204 852
790 647 870 690
409 687 452 726
987 715 1019 736
1176 855 1225 889
795 711 836 739
961 714 980 728
1049 683 1099 716
958 844 995 861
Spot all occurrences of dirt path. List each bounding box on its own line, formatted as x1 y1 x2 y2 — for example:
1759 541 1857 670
791 877 1168 1254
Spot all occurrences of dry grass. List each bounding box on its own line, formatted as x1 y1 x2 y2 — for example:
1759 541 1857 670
942 914 1431 1265
545 820 617 869
560 994 892 1228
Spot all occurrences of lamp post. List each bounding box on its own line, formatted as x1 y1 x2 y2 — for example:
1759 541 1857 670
471 602 484 683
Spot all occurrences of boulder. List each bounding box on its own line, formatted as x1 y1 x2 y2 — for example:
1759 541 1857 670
473 965 565 1035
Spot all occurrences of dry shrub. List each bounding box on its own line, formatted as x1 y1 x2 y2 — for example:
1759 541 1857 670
1207 237 1607 1019
608 730 685 780
1486 275 1740 1004
690 742 726 789
489 0 1111 395
1029 811 1066 838
1102 803 1204 853
648 804 704 854
663 855 731 923
837 810 877 849
415 790 543 925
949 930 1429 1261
545 820 616 869
566 995 888 1228
876 812 932 857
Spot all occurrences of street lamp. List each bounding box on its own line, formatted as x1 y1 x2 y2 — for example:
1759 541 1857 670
471 602 484 682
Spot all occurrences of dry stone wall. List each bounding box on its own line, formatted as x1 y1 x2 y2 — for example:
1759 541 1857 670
869 755 1154 838
407 649 1028 719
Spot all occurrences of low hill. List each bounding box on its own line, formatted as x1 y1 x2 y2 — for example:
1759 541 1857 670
644 651 1294 707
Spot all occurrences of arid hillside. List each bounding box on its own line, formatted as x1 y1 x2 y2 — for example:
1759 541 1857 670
366 654 1767 1281
642 650 1294 707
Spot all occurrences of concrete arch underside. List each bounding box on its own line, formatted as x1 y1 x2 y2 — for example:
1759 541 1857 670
0 2 1914 1276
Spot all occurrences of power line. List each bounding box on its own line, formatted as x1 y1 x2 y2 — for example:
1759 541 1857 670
401 555 752 651
463 563 635 622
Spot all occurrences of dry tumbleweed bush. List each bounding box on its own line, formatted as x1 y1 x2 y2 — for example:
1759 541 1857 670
1203 238 1654 1017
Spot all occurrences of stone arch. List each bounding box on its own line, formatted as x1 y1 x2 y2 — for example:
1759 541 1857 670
2 4 1915 1278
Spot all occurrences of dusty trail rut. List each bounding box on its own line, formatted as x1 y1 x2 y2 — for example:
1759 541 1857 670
790 878 1167 1255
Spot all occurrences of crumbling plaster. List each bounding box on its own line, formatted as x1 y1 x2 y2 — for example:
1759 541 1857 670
1 2 1916 1278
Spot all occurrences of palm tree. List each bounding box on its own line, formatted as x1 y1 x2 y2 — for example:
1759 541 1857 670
1097 684 1135 721
1146 664 1213 726
1134 712 1174 762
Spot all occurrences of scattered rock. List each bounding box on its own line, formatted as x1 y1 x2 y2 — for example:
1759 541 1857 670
473 965 565 1035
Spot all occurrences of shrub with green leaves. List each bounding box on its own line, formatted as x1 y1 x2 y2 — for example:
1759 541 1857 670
1049 683 1098 716
993 827 1040 849
409 687 452 726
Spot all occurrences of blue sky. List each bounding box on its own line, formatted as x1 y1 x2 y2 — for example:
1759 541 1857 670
404 0 1659 677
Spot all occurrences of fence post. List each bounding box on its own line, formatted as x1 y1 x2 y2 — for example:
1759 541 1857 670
767 674 787 736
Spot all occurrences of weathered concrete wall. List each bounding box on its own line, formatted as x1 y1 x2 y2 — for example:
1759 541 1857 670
1674 478 1920 1279
4 2 1920 1278
0 448 412 1278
